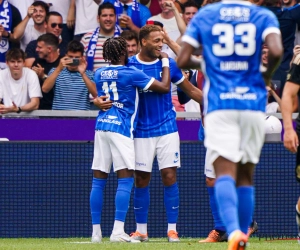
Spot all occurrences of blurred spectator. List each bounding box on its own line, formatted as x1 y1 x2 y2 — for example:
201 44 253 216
46 0 74 44
0 0 22 70
100 0 151 33
120 30 139 56
31 33 62 110
81 3 122 71
70 0 99 41
148 0 181 59
282 0 297 8
0 48 42 114
42 40 96 110
11 1 49 51
25 11 68 68
141 0 162 16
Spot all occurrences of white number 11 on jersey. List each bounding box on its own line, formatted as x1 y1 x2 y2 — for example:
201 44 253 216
212 23 256 56
102 81 119 100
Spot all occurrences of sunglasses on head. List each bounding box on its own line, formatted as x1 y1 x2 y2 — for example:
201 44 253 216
50 23 63 29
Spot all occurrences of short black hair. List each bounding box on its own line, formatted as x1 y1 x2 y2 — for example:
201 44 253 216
45 11 62 23
139 25 162 46
98 2 116 16
182 0 199 13
120 30 139 44
67 40 84 55
32 1 50 15
37 33 59 49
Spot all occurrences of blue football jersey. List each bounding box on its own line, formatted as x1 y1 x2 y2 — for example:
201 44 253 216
182 1 280 115
127 56 185 138
94 65 154 138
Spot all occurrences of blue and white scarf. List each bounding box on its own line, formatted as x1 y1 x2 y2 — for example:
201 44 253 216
0 0 12 63
86 25 121 71
114 0 140 28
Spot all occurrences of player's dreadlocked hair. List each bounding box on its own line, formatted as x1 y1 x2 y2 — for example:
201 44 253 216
103 37 127 63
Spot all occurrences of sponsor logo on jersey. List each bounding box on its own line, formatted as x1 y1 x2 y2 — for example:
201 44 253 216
219 7 250 21
112 102 124 108
220 87 257 100
98 115 122 125
101 70 118 79
136 162 146 167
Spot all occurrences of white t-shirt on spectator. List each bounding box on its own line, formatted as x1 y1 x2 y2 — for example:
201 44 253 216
0 67 42 107
266 102 279 113
148 14 181 59
48 0 71 24
21 25 45 51
75 0 99 35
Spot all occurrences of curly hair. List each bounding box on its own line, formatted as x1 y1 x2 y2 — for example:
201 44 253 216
103 37 128 63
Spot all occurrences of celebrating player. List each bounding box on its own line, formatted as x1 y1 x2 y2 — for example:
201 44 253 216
177 1 283 249
90 37 171 243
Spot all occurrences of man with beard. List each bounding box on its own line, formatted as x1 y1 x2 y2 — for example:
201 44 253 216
11 1 49 51
81 2 122 72
127 25 202 242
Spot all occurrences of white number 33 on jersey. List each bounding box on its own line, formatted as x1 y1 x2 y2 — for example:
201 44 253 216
212 23 256 56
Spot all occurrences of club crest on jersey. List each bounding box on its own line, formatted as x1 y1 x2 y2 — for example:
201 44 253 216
101 70 118 79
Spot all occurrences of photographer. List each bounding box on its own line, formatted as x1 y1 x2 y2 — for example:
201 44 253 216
42 40 96 110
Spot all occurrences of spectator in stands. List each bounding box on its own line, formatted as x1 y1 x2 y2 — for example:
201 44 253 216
281 45 300 243
31 33 62 110
0 48 42 114
42 41 96 110
0 0 22 70
282 0 297 8
263 0 300 96
11 1 49 51
148 0 181 59
95 0 151 33
81 3 122 72
48 0 74 44
25 11 68 68
120 30 139 57
69 0 99 41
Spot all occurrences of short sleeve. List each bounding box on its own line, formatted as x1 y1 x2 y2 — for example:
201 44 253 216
25 40 37 59
131 68 154 90
261 10 281 41
85 70 95 81
28 70 43 98
48 68 55 76
182 11 203 49
170 58 184 85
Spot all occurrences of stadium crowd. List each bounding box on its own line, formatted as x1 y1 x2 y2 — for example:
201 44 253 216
0 0 300 248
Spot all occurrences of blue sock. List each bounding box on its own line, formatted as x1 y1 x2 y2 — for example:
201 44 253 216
134 186 150 223
90 177 107 224
164 182 179 223
237 186 254 234
215 176 240 235
115 177 134 222
207 186 226 231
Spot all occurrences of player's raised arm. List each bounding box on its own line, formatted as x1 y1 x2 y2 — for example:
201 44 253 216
147 52 171 93
263 33 283 85
177 42 202 70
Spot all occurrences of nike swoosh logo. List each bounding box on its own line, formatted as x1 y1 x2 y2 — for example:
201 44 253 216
172 206 179 209
174 160 179 163
134 207 143 210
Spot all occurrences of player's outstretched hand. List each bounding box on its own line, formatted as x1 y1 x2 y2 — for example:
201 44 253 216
284 129 299 153
93 96 113 111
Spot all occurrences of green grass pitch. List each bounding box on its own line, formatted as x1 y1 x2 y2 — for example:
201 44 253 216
0 238 299 250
